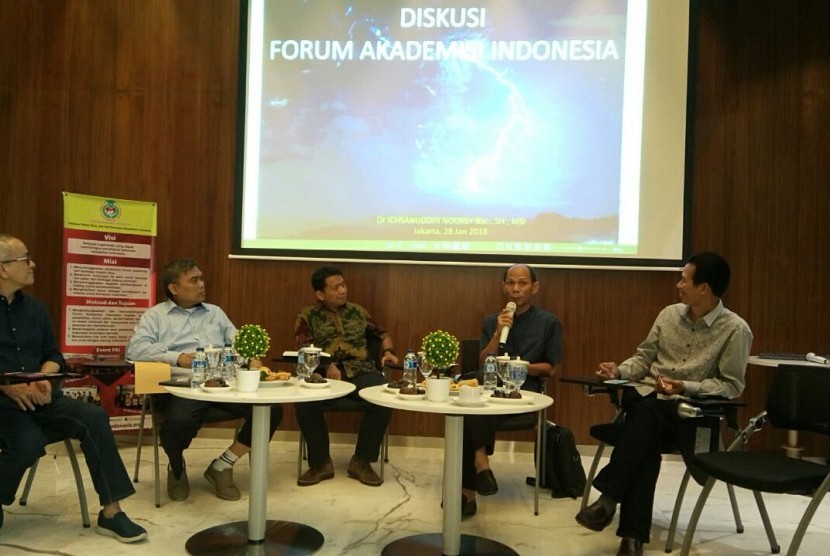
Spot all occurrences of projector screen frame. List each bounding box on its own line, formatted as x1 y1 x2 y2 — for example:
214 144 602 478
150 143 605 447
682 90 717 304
232 0 698 270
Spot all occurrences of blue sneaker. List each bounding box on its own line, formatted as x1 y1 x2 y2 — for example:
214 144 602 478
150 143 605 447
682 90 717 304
96 511 147 543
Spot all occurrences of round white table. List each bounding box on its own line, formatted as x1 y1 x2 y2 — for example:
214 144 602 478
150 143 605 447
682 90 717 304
165 378 355 555
747 355 827 458
360 385 554 556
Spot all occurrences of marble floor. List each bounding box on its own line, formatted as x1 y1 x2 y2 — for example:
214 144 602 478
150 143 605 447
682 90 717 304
1 431 828 555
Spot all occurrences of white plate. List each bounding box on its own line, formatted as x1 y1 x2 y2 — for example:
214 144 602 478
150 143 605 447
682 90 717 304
282 350 332 358
260 377 295 387
452 398 488 408
300 380 330 389
396 392 427 401
488 394 530 405
200 384 232 394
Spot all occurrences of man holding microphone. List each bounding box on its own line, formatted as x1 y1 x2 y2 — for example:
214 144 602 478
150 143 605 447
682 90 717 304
459 264 563 516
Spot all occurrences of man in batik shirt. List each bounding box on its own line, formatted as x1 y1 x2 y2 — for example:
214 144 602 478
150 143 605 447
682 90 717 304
294 266 398 487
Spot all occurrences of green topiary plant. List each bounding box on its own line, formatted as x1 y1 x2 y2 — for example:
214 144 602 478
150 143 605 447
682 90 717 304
232 324 271 368
421 330 459 375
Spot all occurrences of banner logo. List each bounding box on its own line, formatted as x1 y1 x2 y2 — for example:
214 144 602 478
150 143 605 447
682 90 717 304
101 199 121 220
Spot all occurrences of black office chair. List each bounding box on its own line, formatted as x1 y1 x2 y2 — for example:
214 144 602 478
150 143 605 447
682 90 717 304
17 437 91 528
459 339 549 515
580 382 748 553
679 364 830 556
296 336 390 480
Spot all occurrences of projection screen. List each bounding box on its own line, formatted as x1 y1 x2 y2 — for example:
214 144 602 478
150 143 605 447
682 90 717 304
234 0 695 268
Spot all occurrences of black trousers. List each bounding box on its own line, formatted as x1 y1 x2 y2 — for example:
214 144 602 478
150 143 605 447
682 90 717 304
462 413 523 491
461 376 542 492
592 389 679 543
295 371 391 466
1 391 135 507
157 395 283 474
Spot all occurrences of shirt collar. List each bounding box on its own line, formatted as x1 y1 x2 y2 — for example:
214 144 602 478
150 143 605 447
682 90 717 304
0 290 25 306
683 299 724 327
702 300 725 326
514 304 536 321
164 299 206 314
316 301 347 314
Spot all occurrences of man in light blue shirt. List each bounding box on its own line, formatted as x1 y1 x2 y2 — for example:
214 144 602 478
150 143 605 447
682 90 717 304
127 258 282 502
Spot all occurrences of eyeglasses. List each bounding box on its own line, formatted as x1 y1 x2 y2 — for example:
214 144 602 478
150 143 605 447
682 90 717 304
0 255 33 265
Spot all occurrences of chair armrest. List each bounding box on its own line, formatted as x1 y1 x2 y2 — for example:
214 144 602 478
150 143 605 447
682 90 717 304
559 376 623 409
676 395 746 407
732 410 768 447
676 397 746 427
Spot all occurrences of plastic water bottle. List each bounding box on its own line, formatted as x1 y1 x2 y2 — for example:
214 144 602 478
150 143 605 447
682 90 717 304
191 347 207 389
403 349 418 388
221 343 235 382
483 353 498 392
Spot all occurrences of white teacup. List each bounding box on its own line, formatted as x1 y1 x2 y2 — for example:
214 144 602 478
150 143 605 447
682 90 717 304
426 376 451 402
236 368 261 393
459 385 483 404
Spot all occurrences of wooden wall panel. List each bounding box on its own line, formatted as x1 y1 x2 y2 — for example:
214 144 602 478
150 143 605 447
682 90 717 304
2 1 828 455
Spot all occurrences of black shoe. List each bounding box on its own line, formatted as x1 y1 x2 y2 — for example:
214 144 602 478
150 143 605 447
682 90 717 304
440 495 478 517
575 500 615 532
96 511 148 543
475 469 498 496
462 495 477 517
617 537 643 556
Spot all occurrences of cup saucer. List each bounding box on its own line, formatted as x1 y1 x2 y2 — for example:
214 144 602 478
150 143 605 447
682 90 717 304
452 398 487 408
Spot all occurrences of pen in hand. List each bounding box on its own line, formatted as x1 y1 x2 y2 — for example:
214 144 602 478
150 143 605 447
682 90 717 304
650 368 666 390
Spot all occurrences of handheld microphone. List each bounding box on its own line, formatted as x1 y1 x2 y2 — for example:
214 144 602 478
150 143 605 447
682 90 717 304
498 302 518 345
806 352 830 365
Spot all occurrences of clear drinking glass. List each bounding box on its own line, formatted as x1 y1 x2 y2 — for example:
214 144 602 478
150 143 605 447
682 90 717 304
295 351 309 381
496 355 512 393
299 345 321 381
235 354 249 370
417 351 433 381
205 347 221 379
508 359 528 392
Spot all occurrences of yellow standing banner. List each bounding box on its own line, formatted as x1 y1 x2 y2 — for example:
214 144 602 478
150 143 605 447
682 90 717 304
61 192 157 429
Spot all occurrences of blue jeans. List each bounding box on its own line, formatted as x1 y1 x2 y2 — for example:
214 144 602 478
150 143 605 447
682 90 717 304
0 389 135 506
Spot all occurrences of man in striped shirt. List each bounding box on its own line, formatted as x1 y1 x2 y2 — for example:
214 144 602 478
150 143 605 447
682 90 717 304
575 252 753 556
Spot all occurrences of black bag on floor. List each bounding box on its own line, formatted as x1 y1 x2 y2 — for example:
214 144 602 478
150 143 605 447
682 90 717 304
527 422 587 499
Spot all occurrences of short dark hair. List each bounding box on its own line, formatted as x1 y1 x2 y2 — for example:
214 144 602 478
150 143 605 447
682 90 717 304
311 266 343 292
161 258 198 300
503 264 537 283
686 252 730 298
